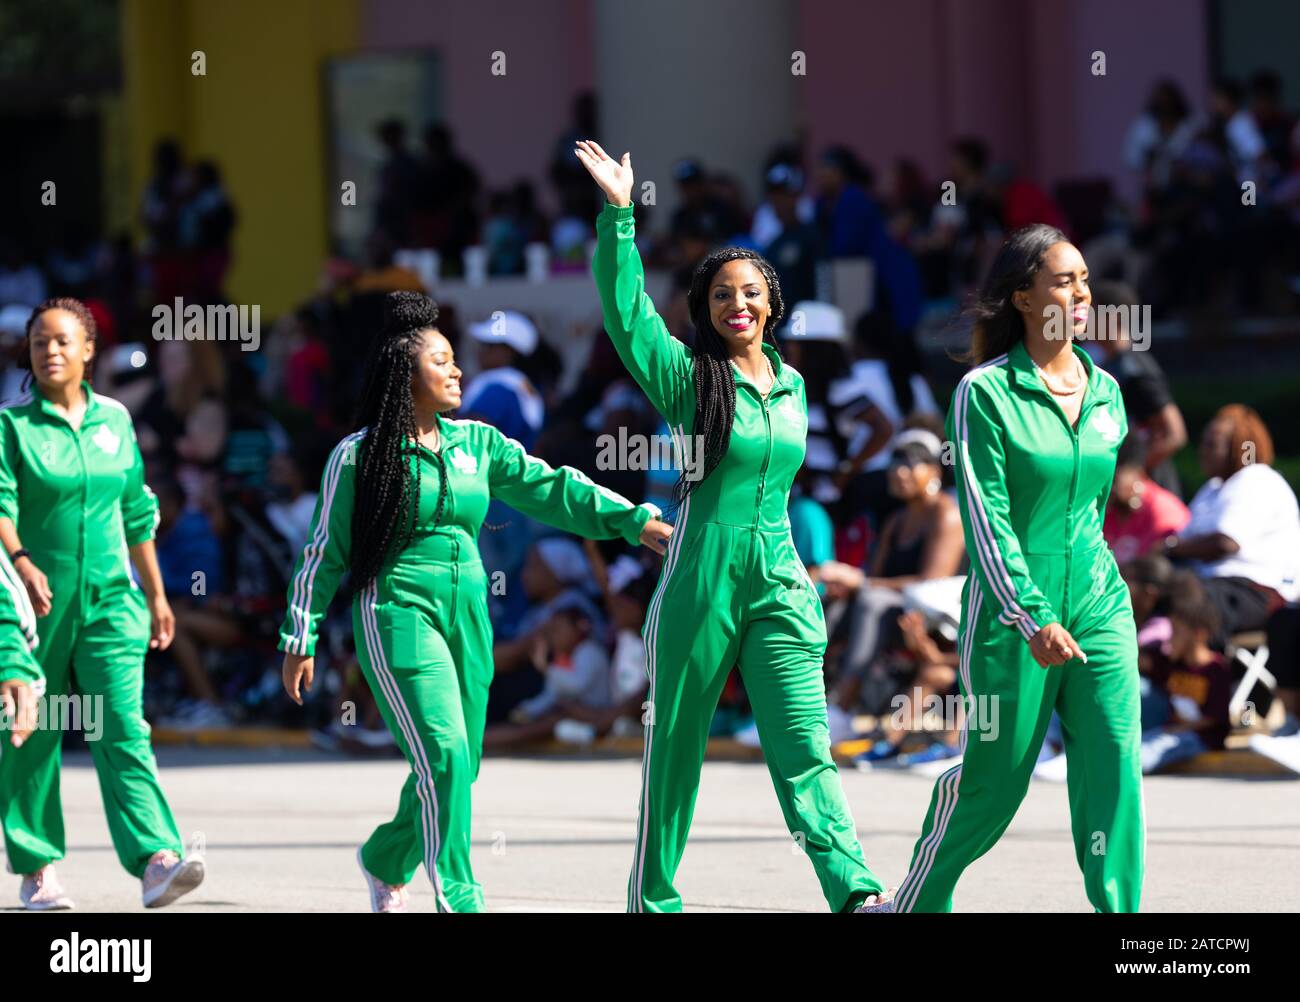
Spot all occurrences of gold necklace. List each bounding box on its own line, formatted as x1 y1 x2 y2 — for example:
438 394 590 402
1034 356 1086 396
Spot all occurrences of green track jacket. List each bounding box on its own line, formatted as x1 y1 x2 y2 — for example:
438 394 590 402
946 339 1128 641
0 381 157 685
278 417 657 656
593 202 808 532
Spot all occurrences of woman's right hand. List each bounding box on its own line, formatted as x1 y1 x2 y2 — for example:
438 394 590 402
1028 622 1087 668
15 557 52 617
282 652 314 705
574 140 634 208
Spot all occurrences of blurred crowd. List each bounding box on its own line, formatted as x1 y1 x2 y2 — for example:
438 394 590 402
1 72 1298 776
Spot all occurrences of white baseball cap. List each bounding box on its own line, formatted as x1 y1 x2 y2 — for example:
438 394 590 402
468 310 539 356
786 301 847 343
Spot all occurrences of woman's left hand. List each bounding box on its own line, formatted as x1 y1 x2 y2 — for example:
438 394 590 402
148 595 176 651
638 519 674 555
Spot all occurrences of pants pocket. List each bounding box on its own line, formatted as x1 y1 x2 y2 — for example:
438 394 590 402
377 604 428 669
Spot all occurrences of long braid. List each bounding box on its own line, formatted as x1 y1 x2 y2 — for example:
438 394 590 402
664 247 786 521
349 292 442 592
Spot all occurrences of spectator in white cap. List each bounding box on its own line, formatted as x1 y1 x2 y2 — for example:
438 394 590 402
462 309 544 450
462 310 548 614
781 300 894 509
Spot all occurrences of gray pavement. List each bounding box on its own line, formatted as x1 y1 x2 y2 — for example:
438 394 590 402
3 747 1297 912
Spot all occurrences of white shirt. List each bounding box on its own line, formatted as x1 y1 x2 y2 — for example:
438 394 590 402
841 360 939 472
1184 463 1300 602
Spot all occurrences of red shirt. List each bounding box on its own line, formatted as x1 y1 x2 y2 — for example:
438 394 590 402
1105 478 1191 563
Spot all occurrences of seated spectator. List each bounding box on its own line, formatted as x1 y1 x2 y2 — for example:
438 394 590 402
669 158 746 252
838 309 939 526
1104 434 1190 563
782 301 893 509
1249 604 1300 773
483 190 528 277
1137 574 1234 773
854 609 961 767
462 311 544 448
488 537 604 722
1165 405 1300 641
350 230 424 294
762 165 822 306
152 478 230 728
484 599 612 748
462 310 547 594
1091 280 1188 497
1121 552 1178 650
1123 79 1200 194
1040 572 1231 779
824 431 965 716
1210 77 1267 185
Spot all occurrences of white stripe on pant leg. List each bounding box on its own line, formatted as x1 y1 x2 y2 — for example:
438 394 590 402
629 426 686 911
631 484 689 911
356 584 443 909
360 583 454 912
631 454 691 912
361 585 452 913
896 582 982 912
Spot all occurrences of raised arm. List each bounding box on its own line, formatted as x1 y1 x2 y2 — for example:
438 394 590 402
278 432 361 657
576 140 692 423
484 424 663 549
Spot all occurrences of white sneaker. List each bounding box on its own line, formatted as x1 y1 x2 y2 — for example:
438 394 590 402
141 850 205 908
854 887 896 913
20 864 75 910
1249 732 1300 774
357 847 408 913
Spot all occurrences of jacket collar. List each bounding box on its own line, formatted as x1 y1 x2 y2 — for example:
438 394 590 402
34 380 102 425
1008 339 1113 403
733 341 794 396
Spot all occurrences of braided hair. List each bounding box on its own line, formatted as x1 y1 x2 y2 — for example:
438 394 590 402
349 291 450 592
667 248 785 519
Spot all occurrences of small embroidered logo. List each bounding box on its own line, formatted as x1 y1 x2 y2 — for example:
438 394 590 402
1091 408 1122 444
448 446 478 475
92 425 121 455
776 396 803 429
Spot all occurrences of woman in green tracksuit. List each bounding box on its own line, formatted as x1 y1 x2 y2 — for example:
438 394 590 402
576 141 890 913
279 291 670 913
894 225 1142 913
0 298 204 910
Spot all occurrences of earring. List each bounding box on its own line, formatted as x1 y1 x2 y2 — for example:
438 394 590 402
925 478 941 496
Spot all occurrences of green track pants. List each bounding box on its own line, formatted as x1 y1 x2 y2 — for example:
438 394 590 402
629 514 885 912
353 539 493 913
894 542 1143 912
0 555 182 878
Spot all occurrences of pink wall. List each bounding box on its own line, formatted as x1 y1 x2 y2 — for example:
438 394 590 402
359 0 1210 211
361 0 595 208
795 0 1210 200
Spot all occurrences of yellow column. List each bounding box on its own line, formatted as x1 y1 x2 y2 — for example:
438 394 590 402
121 0 360 315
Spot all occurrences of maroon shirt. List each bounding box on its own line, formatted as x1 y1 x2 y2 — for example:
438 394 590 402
1146 649 1232 749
